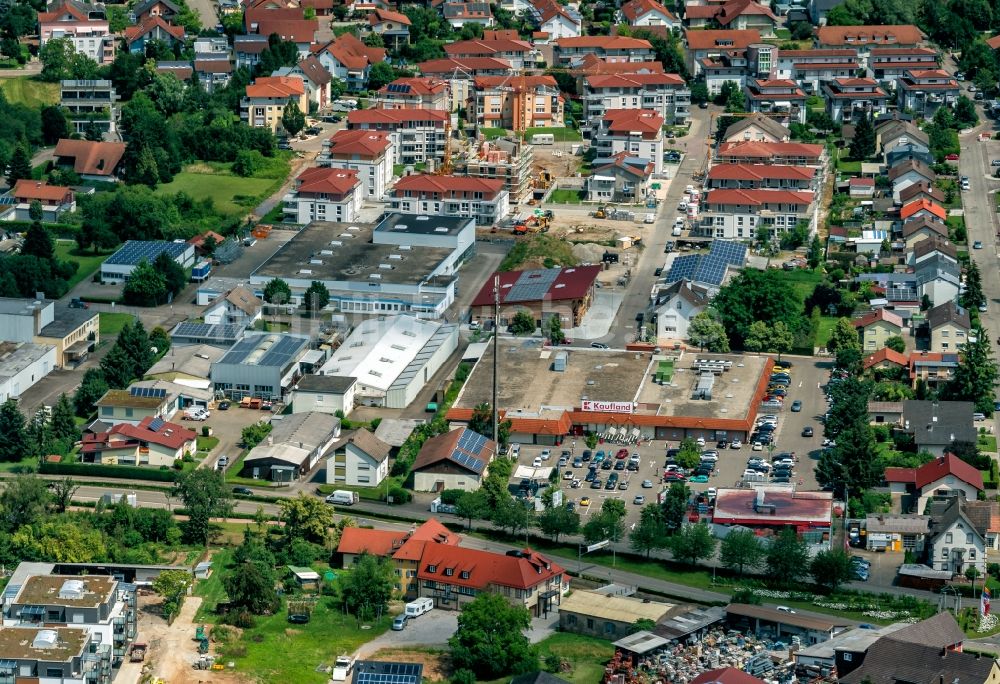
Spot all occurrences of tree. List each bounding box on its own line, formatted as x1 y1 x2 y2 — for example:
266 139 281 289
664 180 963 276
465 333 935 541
281 101 305 137
99 344 134 389
27 201 42 222
583 499 626 544
884 336 906 354
827 317 860 353
746 320 793 360
173 469 233 545
455 489 487 529
942 329 998 414
688 311 730 352
232 149 264 177
689 82 709 104
278 494 333 544
367 61 397 91
39 36 76 82
241 422 273 449
122 258 168 306
537 505 580 542
6 141 30 187
263 277 292 305
661 482 689 533
340 552 395 618
224 557 279 614
790 20 814 40
21 223 54 260
961 260 985 310
810 549 855 592
449 593 538 679
849 113 875 160
676 438 702 470
713 269 801 348
115 319 154 381
766 527 810 585
153 250 187 298
835 344 864 377
0 399 27 462
304 280 330 313
669 521 716 566
955 96 979 128
492 496 531 537
0 475 49 531
50 393 79 445
509 310 535 335
719 528 765 576
50 477 79 514
807 234 823 268
546 314 565 345
74 368 108 416
467 402 511 446
149 326 171 356
630 504 669 558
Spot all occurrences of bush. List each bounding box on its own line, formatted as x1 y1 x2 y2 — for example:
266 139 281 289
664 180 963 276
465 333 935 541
440 489 464 505
388 486 412 504
40 461 177 482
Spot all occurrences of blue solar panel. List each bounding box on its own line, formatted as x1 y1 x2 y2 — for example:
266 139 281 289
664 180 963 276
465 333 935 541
666 255 699 283
130 386 167 398
709 239 747 267
354 661 422 684
148 417 165 432
695 255 728 286
105 240 189 266
451 449 483 473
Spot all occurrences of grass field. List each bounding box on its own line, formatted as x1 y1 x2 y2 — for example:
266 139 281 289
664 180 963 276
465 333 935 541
536 633 616 684
477 127 508 139
500 234 578 271
772 268 823 305
55 240 109 289
548 188 585 204
815 316 840 348
99 312 136 336
525 126 582 142
155 172 278 215
0 77 60 107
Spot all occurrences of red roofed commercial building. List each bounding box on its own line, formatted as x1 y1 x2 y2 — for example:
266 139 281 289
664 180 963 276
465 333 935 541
592 109 664 174
620 0 678 29
374 77 450 111
318 129 394 199
470 265 603 328
712 486 834 531
743 79 807 125
11 181 75 222
347 108 449 165
583 72 690 124
337 519 566 613
822 77 889 123
445 38 536 71
39 0 115 65
240 76 307 132
553 35 654 64
897 69 960 119
283 167 363 223
705 164 816 191
389 174 510 225
313 33 386 91
684 29 760 76
716 140 825 166
81 415 197 468
470 75 564 130
698 188 814 240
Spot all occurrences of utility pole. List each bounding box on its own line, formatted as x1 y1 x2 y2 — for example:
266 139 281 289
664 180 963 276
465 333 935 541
492 273 499 445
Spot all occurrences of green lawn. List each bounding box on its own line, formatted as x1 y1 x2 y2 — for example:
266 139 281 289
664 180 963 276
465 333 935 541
55 240 109 289
197 436 219 454
0 77 59 107
771 268 823 305
532 633 615 684
393 162 426 177
978 434 998 452
548 188 585 204
155 169 281 215
316 476 401 502
815 316 840 348
193 548 232 621
525 126 582 142
98 312 135 336
477 127 508 139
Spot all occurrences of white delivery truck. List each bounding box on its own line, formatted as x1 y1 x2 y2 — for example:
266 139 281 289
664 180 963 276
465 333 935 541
405 597 434 618
325 490 359 505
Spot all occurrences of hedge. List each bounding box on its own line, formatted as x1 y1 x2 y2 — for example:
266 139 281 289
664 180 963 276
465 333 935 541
3 220 81 240
39 461 178 482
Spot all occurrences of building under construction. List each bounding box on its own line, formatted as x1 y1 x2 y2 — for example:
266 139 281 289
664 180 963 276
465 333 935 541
454 137 535 203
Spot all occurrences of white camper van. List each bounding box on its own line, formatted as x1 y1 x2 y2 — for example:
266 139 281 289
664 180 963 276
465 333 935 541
405 598 434 617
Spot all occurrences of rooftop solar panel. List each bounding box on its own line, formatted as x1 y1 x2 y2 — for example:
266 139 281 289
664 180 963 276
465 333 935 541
665 254 699 283
506 269 559 303
172 322 243 341
258 335 307 368
148 417 165 432
695 255 728 286
354 662 422 684
709 239 747 267
105 240 189 266
130 386 167 398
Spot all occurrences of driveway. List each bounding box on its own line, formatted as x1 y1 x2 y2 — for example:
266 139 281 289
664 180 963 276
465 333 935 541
355 609 458 657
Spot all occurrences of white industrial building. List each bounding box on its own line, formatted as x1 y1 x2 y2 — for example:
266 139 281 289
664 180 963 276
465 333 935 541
317 315 459 409
100 241 196 282
210 333 311 400
289 374 358 416
0 342 56 402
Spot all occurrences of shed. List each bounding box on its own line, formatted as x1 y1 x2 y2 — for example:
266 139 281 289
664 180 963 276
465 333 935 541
287 565 321 590
612 630 669 657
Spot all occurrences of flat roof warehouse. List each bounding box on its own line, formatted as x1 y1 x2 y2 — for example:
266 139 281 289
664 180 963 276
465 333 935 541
447 343 775 441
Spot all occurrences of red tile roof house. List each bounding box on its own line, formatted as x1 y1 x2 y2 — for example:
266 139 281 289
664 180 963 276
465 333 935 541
10 180 76 222
582 73 690 125
863 346 908 373
388 174 509 226
367 8 412 50
80 415 197 467
885 454 984 513
124 15 185 54
591 109 665 175
620 0 678 29
272 55 333 109
282 167 363 224
39 0 115 65
313 33 386 91
553 36 655 65
588 151 655 202
684 0 778 35
849 177 875 197
318 129 394 199
346 108 449 165
742 78 807 125
852 308 904 353
53 139 127 183
374 77 451 110
715 141 825 166
470 265 603 328
444 38 536 71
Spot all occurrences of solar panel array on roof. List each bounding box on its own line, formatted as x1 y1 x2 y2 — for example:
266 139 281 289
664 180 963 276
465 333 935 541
105 240 188 266
130 386 167 398
386 83 412 93
709 239 747 267
259 335 306 368
697 255 728 286
449 428 490 473
148 417 165 432
666 251 734 287
665 254 700 283
354 662 422 684
173 322 243 340
506 269 559 303
887 283 917 301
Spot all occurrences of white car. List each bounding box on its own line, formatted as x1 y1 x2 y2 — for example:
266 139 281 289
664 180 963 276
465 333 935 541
706 487 717 499
752 441 764 451
571 479 581 488
532 457 543 467
563 470 574 480
696 437 706 447
729 439 743 449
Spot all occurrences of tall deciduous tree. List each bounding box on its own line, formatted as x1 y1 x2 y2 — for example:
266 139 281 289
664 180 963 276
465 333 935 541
22 223 54 260
262 277 292 304
661 482 689 533
713 269 801 349
669 522 716 566
455 489 487 529
630 504 669 558
719 528 765 576
340 552 395 618
173 469 233 545
810 549 855 592
509 310 536 335
766 527 810 585
281 101 305 137
688 311 730 352
278 493 334 544
827 317 860 353
122 258 167 306
0 475 49 530
537 504 580 542
449 593 539 679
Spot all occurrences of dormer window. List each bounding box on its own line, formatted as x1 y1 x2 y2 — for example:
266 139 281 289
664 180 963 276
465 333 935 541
428 564 437 573
445 568 454 576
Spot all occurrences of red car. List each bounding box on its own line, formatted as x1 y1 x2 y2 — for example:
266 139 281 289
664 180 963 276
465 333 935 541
945 153 960 161
664 471 687 481
615 448 630 459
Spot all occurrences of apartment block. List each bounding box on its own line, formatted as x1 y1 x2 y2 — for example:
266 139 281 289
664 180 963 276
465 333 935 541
416 57 513 111
583 73 690 125
470 75 564 130
822 77 890 122
896 70 960 119
696 188 815 240
346 108 449 165
868 47 938 83
374 77 450 110
318 129 394 199
705 164 817 191
743 79 807 124
240 76 308 132
444 38 536 70
774 49 860 94
39 0 115 65
389 174 510 226
553 36 655 65
60 80 118 136
0 627 112 684
283 167 363 223
590 109 663 175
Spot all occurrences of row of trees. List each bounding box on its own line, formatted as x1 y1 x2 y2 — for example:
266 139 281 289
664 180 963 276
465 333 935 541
122 253 189 307
0 222 79 300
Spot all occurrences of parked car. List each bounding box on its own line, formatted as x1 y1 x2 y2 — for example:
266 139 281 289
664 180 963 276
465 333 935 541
642 479 653 488
392 615 409 631
790 400 802 412
580 497 591 506
232 486 253 496
615 448 629 459
729 439 743 449
974 241 983 249
218 401 231 410
633 495 645 505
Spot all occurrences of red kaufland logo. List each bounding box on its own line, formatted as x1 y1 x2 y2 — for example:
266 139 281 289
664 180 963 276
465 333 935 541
580 400 634 414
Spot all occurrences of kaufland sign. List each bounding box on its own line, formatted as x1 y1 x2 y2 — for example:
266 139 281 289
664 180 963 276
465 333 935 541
581 400 634 414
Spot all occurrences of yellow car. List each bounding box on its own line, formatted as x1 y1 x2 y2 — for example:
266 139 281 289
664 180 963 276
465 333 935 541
579 497 591 507
772 365 791 373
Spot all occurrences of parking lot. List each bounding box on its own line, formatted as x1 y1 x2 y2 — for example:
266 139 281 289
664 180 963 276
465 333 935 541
508 356 830 529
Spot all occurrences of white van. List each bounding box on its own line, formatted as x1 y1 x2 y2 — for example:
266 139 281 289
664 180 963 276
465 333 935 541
672 225 683 236
405 597 434 617
644 213 655 224
531 133 555 145
325 490 359 505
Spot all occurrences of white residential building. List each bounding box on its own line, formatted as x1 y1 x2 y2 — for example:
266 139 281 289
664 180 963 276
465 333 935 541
317 129 394 200
346 108 449 165
583 73 690 125
282 167 363 224
653 279 710 342
696 188 815 240
327 429 391 487
203 285 262 328
620 0 678 28
590 109 664 175
291 375 357 416
388 174 510 226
